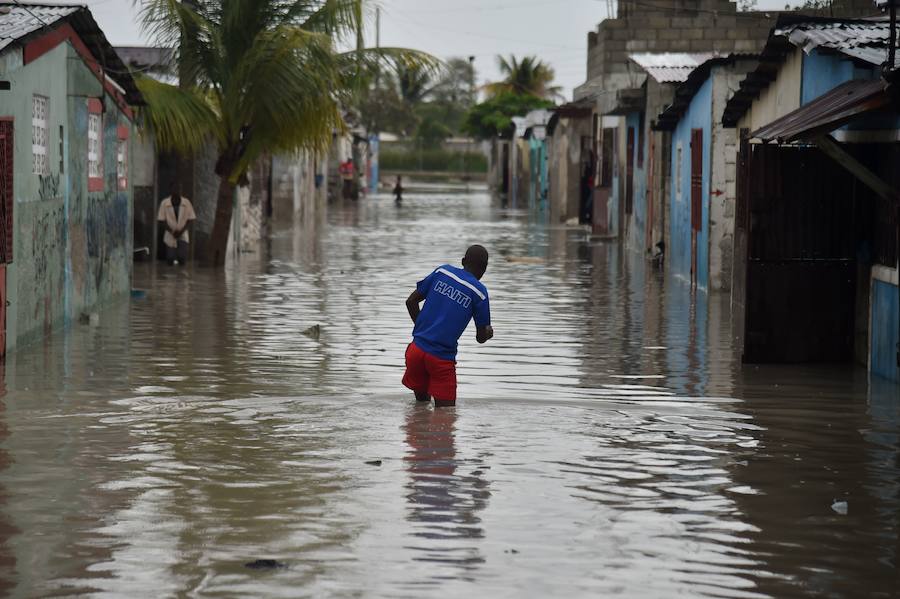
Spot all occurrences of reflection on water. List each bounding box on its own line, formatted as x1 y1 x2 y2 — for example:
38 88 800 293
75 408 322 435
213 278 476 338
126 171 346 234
404 404 489 575
0 189 894 597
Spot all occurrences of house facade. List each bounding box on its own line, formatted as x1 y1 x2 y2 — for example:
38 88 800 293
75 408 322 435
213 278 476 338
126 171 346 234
655 56 757 291
0 4 142 353
722 16 899 382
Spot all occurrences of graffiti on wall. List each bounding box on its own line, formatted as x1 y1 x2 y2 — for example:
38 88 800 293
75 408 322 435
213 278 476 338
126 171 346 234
38 173 61 201
85 192 129 292
31 202 65 281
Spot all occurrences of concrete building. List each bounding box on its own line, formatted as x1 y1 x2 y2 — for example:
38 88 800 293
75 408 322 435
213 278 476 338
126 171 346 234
0 4 142 354
722 16 899 382
567 0 877 250
547 99 593 225
654 55 757 291
614 53 717 254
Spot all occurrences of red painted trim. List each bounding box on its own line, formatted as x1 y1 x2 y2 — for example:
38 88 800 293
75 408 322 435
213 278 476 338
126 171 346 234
117 125 129 140
88 98 103 114
23 23 134 121
22 24 73 65
88 177 104 193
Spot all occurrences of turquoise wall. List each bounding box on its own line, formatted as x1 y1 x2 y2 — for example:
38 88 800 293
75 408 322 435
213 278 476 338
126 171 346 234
0 41 133 352
528 136 549 218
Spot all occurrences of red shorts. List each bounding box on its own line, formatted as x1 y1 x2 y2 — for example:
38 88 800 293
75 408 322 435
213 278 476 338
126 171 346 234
402 342 457 403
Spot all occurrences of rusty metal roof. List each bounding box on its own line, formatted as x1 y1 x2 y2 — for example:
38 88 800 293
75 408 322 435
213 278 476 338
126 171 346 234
628 52 718 83
0 3 143 106
751 78 889 143
0 3 79 52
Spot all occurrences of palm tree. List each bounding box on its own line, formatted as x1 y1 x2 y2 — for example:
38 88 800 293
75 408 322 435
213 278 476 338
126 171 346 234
483 55 563 101
135 0 435 266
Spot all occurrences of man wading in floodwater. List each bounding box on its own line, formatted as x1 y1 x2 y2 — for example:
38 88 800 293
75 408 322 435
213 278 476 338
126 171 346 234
403 245 494 407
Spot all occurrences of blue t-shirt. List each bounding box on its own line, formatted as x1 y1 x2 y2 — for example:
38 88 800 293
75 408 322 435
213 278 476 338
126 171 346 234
412 264 491 361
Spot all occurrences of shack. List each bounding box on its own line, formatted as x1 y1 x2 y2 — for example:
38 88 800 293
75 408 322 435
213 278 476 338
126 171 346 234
654 55 758 291
722 16 899 382
0 4 142 354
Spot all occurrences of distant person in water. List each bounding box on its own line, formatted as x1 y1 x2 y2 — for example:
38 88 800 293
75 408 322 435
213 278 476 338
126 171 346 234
393 175 403 203
403 245 493 407
157 183 196 266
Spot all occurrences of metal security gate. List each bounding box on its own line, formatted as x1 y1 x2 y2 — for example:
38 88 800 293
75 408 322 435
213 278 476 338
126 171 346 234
739 143 857 364
0 120 12 358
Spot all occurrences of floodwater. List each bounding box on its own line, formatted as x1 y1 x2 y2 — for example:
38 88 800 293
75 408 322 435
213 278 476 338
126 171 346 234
0 187 898 598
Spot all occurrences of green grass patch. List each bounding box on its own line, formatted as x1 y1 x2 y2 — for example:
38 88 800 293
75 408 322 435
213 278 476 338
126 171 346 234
380 149 487 173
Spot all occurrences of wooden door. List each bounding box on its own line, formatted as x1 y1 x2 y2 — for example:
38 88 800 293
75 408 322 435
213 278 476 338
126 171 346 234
690 128 703 286
0 120 12 358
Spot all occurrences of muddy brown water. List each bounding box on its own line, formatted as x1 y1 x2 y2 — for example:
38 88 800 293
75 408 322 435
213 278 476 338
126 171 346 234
0 190 897 597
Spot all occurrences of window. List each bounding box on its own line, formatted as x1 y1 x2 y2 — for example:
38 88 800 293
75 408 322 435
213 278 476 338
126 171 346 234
116 125 128 191
58 125 64 174
32 95 49 175
87 98 103 192
88 114 102 178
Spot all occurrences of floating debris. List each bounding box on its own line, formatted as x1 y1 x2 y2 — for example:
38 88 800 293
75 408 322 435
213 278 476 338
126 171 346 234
365 460 383 467
831 500 848 515
302 324 321 340
245 559 287 570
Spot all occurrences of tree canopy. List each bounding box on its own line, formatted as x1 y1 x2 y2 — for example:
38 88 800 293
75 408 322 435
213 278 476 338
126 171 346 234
463 92 554 140
483 55 562 101
358 56 476 145
134 0 435 265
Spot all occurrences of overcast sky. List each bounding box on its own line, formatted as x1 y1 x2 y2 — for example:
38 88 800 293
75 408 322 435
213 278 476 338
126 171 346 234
75 0 813 100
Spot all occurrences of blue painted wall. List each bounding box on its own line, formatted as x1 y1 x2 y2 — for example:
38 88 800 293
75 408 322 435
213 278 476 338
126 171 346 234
871 279 899 383
626 112 647 251
669 77 712 289
800 50 898 131
801 49 859 104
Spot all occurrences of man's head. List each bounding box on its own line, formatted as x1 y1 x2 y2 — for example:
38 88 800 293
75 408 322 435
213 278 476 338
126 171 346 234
169 181 182 203
462 245 489 280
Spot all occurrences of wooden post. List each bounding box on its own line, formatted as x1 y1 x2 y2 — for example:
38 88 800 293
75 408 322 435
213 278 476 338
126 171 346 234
814 135 900 203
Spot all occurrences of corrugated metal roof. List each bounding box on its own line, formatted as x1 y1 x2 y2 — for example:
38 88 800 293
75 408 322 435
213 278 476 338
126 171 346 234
629 52 718 83
0 4 80 52
0 3 143 106
723 15 896 128
751 78 889 143
777 19 896 66
654 54 759 131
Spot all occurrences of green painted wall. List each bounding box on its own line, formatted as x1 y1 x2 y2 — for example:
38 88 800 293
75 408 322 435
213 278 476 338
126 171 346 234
0 40 134 352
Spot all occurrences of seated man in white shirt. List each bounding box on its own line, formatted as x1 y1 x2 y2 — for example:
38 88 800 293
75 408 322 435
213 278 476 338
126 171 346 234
157 184 197 266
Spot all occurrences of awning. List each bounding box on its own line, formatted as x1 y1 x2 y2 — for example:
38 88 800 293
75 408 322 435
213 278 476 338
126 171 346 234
751 79 889 143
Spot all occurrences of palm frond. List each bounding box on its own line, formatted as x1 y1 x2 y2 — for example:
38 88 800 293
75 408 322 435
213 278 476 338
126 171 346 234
134 76 221 154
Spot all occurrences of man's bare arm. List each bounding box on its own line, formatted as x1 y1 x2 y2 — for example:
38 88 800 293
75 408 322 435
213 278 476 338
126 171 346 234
476 325 494 344
406 290 425 324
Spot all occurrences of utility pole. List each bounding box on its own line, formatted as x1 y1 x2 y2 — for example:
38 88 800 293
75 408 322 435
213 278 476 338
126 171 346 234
464 55 475 192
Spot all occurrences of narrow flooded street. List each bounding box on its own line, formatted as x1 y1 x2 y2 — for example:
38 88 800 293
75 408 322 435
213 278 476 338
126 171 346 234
0 188 897 597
